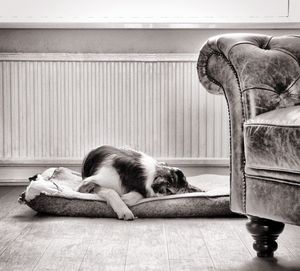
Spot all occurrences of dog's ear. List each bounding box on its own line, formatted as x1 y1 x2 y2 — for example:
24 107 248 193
173 168 187 186
174 168 185 179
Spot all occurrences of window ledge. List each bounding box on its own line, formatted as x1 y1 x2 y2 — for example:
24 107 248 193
0 21 300 29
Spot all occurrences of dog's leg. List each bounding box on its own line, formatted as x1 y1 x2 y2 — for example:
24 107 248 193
77 167 123 195
94 186 135 221
77 176 98 192
77 181 98 194
77 170 135 220
121 191 144 206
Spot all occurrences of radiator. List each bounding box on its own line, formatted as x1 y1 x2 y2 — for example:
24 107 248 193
0 53 229 166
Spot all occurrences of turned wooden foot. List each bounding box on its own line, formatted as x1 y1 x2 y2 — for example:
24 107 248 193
246 216 284 258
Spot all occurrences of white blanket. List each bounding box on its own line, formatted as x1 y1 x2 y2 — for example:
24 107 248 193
24 167 230 203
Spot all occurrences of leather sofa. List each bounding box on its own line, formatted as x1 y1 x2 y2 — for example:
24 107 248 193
197 33 300 257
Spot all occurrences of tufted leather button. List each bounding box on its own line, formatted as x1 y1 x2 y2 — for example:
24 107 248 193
198 35 300 115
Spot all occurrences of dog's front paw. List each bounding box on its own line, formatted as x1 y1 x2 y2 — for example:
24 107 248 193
116 208 135 221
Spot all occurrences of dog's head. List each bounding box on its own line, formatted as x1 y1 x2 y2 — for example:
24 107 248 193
151 166 202 196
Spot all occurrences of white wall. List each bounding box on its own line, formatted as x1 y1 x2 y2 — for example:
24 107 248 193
0 0 299 27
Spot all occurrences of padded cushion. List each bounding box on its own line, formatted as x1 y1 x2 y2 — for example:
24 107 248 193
245 176 300 225
244 106 300 183
22 167 235 218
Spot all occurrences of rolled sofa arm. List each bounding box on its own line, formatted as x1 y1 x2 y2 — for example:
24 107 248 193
197 33 300 213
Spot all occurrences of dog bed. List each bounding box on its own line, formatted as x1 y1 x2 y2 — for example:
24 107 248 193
20 167 235 218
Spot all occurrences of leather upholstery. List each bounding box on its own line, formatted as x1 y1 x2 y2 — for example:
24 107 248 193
197 34 300 225
245 106 300 182
246 177 300 225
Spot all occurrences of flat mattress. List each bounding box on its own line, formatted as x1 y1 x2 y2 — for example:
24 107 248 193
21 167 235 218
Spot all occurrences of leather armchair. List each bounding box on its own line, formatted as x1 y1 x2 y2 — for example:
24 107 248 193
197 33 300 257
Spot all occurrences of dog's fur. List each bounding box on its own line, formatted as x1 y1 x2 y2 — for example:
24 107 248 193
77 145 202 220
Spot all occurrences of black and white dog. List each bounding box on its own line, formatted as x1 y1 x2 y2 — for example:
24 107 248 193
77 145 202 220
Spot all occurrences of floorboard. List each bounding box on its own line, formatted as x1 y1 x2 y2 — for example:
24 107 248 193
0 186 299 271
33 237 89 271
125 220 169 271
164 219 214 271
0 186 26 219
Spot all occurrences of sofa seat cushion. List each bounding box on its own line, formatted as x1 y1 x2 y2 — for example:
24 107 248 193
244 106 300 183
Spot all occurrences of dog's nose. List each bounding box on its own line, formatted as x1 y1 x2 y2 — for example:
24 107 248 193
158 187 167 194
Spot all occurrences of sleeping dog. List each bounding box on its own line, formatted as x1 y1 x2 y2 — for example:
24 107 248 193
77 145 202 220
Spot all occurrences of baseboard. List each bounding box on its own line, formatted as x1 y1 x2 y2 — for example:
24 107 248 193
0 158 229 186
0 158 229 166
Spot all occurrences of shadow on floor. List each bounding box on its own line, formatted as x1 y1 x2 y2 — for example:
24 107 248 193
224 257 300 271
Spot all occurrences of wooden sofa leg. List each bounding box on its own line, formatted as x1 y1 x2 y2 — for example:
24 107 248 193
246 216 285 258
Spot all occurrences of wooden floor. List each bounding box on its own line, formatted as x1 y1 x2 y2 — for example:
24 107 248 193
0 186 299 271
